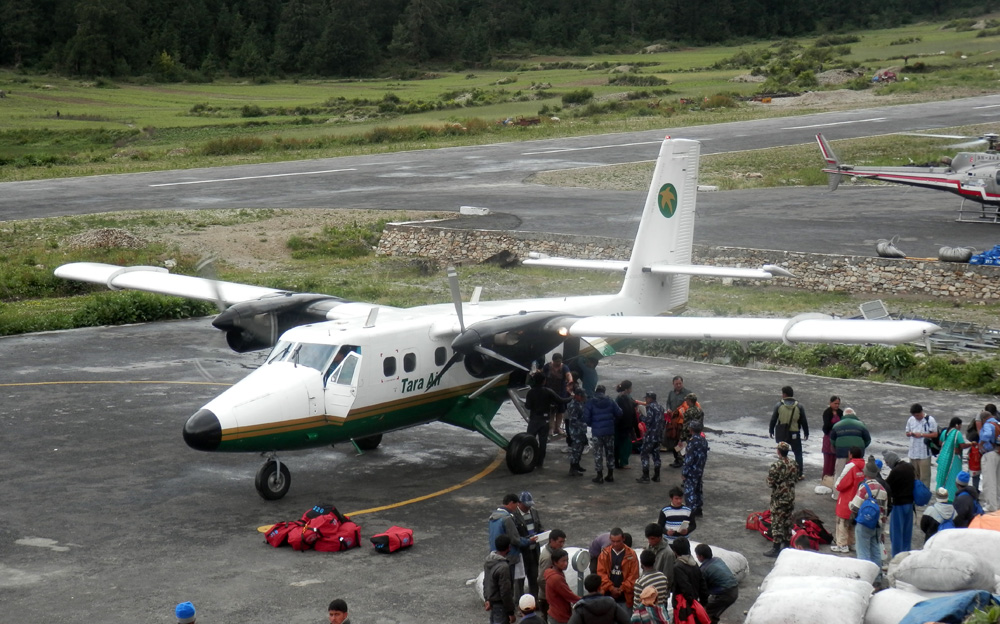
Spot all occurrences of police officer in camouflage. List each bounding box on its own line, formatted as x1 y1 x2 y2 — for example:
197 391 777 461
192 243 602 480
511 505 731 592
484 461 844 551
636 392 665 484
566 387 589 476
764 441 798 557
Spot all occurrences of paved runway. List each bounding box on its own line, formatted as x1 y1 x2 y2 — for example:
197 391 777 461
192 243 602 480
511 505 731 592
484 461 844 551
2 319 991 623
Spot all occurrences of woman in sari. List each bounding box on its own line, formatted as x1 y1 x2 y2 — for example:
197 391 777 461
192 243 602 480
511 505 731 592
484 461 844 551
821 396 843 482
936 417 972 500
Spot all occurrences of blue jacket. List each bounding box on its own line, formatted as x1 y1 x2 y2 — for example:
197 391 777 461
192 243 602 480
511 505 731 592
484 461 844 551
584 392 622 437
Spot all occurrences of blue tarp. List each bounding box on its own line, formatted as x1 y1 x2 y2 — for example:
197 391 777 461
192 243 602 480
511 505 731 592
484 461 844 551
899 590 1000 624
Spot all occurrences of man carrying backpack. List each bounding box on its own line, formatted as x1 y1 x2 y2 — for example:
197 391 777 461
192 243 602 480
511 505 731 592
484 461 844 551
849 456 888 587
953 471 984 528
769 386 809 480
980 412 1000 513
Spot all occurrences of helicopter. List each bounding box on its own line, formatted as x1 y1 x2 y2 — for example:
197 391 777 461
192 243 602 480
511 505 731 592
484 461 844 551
55 137 939 500
816 132 1000 223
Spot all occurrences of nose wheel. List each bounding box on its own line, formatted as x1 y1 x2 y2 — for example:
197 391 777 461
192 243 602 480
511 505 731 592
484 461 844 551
255 456 291 500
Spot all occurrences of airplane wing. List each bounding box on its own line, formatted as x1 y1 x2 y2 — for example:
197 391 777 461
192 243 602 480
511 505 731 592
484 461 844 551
562 314 938 345
54 262 286 306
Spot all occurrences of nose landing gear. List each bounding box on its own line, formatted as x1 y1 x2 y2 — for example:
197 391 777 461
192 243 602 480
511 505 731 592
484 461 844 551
255 453 291 500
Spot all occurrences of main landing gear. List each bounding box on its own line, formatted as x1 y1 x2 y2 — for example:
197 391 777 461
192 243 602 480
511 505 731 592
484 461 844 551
505 432 539 474
255 453 291 500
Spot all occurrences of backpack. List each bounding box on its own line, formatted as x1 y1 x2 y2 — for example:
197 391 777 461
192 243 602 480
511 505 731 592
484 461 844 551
370 526 414 553
912 478 932 507
927 427 943 456
938 492 984 531
856 482 881 529
777 402 800 429
264 520 303 548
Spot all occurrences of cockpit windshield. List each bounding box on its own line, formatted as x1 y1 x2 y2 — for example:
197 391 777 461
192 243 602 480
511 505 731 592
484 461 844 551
265 340 339 373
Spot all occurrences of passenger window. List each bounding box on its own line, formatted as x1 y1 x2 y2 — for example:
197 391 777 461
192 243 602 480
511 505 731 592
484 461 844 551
403 352 416 373
383 356 396 377
435 346 447 366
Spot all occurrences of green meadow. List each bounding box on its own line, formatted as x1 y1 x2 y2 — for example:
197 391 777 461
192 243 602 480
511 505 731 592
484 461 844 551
3 14 1000 182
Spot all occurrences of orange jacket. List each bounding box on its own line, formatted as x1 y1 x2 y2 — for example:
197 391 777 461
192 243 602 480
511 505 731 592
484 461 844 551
597 544 639 608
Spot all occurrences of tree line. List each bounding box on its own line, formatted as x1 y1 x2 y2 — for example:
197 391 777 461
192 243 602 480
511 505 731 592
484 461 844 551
0 0 985 79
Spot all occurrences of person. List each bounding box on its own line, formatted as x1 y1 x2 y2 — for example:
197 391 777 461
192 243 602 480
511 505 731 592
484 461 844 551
663 376 690 465
176 601 197 624
632 549 670 608
849 456 889 586
682 420 709 516
525 371 572 469
675 393 703 466
543 353 574 437
518 594 543 623
920 487 955 539
695 543 738 624
905 403 938 490
577 357 599 399
566 388 589 476
883 450 916 557
515 491 544 598
830 407 871 482
936 417 972 501
658 486 696 544
544 548 581 624
769 386 809 480
669 538 708 621
327 599 350 624
490 494 535 598
832 446 865 553
567 574 629 624
764 441 798 557
821 396 843 482
614 380 640 470
968 411 987 491
642 523 675 592
485 534 517 624
584 385 622 484
597 528 639 610
953 471 983 528
636 391 664 484
629 586 671 624
537 529 567 618
979 408 1000 513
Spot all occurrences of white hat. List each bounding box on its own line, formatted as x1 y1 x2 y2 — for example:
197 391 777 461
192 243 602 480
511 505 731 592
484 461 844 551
518 594 536 611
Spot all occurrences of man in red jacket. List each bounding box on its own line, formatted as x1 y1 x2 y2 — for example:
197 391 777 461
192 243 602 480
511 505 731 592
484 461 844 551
544 549 581 624
832 446 865 553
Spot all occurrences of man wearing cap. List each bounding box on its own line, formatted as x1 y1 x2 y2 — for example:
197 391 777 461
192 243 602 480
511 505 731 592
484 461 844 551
175 601 196 624
517 594 543 623
515 491 544 599
849 456 889 585
769 386 809 480
327 599 350 624
953 471 983 528
920 487 956 539
980 408 1000 513
883 450 916 556
662 376 690 465
682 420 709 517
543 548 581 624
764 441 798 557
904 403 938 491
636 391 665 484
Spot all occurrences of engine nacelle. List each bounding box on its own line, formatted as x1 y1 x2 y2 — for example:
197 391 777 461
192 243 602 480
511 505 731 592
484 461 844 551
454 311 578 377
212 293 347 352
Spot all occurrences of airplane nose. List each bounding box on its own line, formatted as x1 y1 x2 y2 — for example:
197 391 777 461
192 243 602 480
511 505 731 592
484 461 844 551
183 409 221 451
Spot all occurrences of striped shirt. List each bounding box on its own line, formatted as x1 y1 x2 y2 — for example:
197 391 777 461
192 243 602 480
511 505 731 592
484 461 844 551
658 505 695 544
633 570 670 607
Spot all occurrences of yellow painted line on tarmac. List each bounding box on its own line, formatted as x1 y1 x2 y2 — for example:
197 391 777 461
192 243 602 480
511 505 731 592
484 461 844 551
0 380 232 387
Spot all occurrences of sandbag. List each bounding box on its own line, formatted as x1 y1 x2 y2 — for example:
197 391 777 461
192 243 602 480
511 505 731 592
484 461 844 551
939 246 975 263
925 528 1000 577
689 541 749 584
863 588 924 624
893 580 966 600
768 547 880 585
760 574 873 600
885 551 912 588
746 588 868 624
892 548 994 592
875 237 906 259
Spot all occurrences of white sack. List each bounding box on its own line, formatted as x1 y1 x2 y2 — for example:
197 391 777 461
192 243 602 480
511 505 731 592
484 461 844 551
768 547 880 584
925 528 1000 577
746 588 867 624
893 580 967 600
760 574 873 601
892 548 995 592
863 588 925 624
689 541 750 584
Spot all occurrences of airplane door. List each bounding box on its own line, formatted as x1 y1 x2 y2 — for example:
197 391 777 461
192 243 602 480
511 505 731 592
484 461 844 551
324 352 361 419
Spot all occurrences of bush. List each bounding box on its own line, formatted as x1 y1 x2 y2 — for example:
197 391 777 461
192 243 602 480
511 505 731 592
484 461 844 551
70 291 215 326
286 220 389 259
201 136 265 155
562 88 594 105
240 104 265 118
608 74 668 87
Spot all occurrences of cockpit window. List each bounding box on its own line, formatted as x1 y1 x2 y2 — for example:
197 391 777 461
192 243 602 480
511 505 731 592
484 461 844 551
332 353 360 385
266 341 293 364
294 343 339 372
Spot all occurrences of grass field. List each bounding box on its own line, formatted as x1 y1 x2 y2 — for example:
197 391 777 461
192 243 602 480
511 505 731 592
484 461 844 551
3 14 1000 182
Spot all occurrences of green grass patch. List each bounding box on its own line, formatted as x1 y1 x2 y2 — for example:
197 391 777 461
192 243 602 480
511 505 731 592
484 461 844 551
286 220 391 259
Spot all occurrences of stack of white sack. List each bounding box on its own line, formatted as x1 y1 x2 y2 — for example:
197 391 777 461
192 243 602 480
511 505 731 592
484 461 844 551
924 528 1000 590
688 541 750 584
745 549 877 624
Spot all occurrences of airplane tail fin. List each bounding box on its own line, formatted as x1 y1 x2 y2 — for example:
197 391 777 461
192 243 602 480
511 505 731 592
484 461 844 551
618 137 700 315
816 133 842 191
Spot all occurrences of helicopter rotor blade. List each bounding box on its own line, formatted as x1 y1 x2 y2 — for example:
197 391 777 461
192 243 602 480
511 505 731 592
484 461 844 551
945 139 988 150
896 132 972 140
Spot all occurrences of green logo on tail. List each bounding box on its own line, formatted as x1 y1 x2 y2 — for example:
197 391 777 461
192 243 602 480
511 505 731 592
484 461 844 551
658 183 677 218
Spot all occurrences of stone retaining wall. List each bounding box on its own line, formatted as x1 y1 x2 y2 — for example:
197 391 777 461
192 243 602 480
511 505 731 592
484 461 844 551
376 221 1000 300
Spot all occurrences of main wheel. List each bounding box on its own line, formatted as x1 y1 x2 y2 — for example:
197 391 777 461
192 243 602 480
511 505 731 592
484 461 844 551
355 434 383 451
506 433 538 474
255 460 291 500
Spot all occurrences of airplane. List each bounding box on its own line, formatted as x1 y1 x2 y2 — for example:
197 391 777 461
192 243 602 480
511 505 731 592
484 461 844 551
54 137 940 500
816 132 1000 222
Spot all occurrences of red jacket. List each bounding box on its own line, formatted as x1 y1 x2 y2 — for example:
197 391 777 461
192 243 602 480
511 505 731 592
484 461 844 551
543 567 580 623
835 458 865 519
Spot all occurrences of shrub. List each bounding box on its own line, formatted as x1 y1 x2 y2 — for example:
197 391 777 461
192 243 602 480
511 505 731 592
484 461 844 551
240 104 265 118
608 74 668 87
71 292 215 326
562 88 594 105
286 220 389 259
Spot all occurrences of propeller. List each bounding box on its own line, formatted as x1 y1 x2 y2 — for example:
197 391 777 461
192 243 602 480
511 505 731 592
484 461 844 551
429 267 468 385
195 255 228 314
